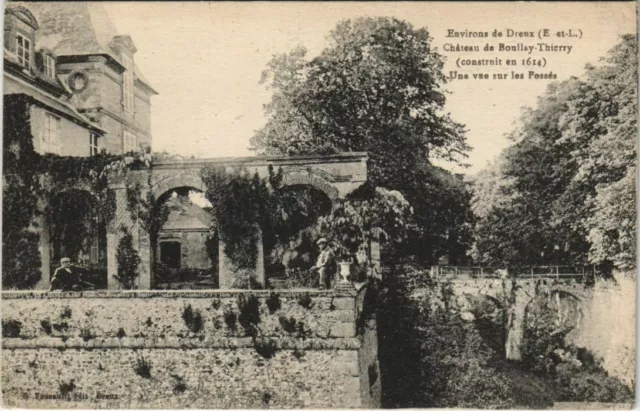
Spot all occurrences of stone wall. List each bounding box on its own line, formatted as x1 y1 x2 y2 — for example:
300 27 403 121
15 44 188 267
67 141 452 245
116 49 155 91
442 276 635 388
1 288 380 408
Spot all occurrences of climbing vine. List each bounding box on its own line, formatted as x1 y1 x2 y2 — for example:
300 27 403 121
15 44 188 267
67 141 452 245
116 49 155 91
2 95 151 288
200 165 296 277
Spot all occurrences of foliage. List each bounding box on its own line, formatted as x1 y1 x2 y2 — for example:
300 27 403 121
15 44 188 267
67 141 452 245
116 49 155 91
201 166 280 271
134 356 152 379
297 294 313 309
253 338 278 359
125 173 170 239
315 185 413 260
114 226 141 289
116 327 126 339
521 292 633 403
2 319 23 338
2 93 151 288
58 380 76 396
251 17 473 264
223 309 238 330
3 95 43 288
181 304 204 333
265 293 281 314
471 35 637 270
154 263 218 288
375 265 516 408
40 319 53 335
237 294 261 336
171 374 187 395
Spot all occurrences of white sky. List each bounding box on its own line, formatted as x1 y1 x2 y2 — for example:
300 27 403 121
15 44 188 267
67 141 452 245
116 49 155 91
104 2 636 174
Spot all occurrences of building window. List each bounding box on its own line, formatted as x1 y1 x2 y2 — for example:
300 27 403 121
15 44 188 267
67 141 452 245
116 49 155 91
160 241 182 269
43 114 61 154
44 54 56 77
123 130 137 153
121 54 134 113
16 33 31 70
90 133 100 156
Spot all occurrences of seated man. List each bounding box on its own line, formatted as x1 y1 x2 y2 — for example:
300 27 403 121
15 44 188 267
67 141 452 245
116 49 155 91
50 257 81 292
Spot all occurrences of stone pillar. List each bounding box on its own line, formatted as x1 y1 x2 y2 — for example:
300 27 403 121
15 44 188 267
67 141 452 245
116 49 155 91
505 294 527 360
369 239 381 279
34 213 51 290
218 238 232 289
138 230 152 289
106 231 119 290
255 227 265 288
218 229 265 289
107 184 130 290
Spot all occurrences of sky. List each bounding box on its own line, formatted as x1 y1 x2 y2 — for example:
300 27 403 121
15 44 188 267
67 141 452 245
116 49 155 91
103 2 636 174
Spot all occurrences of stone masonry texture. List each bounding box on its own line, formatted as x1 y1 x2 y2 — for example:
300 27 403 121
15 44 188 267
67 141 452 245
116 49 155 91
1 289 379 408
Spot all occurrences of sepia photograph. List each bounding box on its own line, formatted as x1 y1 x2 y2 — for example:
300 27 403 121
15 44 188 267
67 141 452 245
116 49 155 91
1 1 637 409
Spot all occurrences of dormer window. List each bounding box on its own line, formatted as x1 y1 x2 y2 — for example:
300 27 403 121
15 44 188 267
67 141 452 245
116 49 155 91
44 54 56 77
16 33 32 71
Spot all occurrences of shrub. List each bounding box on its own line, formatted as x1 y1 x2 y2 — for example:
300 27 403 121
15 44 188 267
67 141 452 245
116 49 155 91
238 294 261 336
60 306 73 319
52 322 69 333
116 328 126 339
114 226 141 289
223 309 237 331
58 379 76 396
80 328 95 342
2 319 22 338
211 299 221 310
134 356 152 379
171 374 187 395
278 316 297 334
254 338 278 359
40 319 53 335
182 304 204 333
298 294 313 309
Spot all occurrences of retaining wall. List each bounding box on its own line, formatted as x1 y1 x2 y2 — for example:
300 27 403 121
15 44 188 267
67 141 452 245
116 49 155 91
1 288 380 408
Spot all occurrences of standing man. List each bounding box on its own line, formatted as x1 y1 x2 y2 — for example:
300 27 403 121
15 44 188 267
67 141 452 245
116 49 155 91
50 257 80 291
314 238 335 289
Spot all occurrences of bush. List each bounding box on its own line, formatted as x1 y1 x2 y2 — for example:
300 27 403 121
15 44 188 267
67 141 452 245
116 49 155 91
254 338 278 359
376 266 516 408
2 319 22 338
238 294 261 336
223 309 237 331
114 226 141 289
182 304 204 333
265 293 281 314
134 356 152 379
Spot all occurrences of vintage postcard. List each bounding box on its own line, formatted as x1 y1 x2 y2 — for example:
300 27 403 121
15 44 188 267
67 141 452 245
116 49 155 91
1 1 637 409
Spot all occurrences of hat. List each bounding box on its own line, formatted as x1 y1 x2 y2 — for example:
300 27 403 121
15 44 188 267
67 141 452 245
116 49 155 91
316 238 328 245
60 257 71 263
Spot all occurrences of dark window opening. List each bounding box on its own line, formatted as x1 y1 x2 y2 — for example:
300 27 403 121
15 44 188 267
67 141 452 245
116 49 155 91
160 241 181 269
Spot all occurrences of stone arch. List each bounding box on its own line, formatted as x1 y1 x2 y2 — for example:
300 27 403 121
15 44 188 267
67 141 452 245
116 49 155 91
151 172 205 198
46 188 107 287
462 292 508 357
281 170 339 201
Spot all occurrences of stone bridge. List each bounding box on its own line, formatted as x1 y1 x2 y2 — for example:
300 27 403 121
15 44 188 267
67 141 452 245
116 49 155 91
105 152 369 290
442 277 595 360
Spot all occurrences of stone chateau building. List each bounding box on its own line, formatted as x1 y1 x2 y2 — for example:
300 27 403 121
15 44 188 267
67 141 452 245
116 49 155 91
3 2 157 157
3 2 158 286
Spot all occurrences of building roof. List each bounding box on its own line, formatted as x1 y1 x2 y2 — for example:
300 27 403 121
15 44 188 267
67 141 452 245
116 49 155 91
10 2 157 94
4 72 106 134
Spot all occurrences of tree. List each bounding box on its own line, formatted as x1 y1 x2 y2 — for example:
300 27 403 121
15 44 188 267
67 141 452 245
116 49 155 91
471 35 636 270
252 17 472 264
